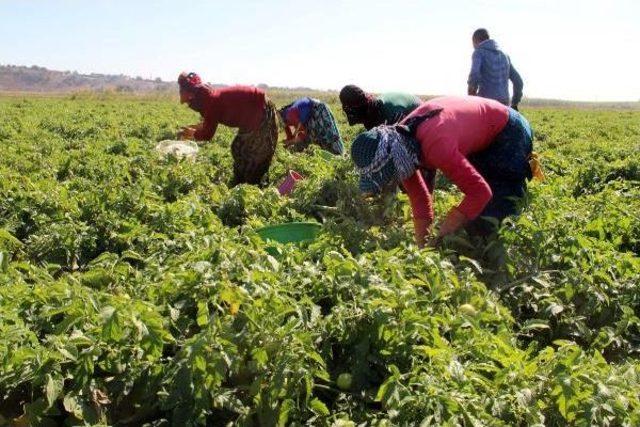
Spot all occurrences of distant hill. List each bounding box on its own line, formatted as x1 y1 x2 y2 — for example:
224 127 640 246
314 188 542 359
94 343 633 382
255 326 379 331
0 65 307 95
0 65 175 93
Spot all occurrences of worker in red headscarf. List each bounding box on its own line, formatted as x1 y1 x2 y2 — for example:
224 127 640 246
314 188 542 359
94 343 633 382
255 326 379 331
177 72 278 187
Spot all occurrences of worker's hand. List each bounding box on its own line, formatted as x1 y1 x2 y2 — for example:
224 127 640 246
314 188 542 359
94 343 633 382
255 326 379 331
413 217 433 248
437 207 467 238
426 235 443 248
361 193 377 203
296 127 308 141
178 126 196 140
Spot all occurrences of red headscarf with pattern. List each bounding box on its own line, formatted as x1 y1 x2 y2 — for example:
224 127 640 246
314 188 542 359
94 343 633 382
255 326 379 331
178 72 203 92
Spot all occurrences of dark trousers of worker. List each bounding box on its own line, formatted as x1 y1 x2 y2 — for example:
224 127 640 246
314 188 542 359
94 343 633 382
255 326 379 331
466 109 534 236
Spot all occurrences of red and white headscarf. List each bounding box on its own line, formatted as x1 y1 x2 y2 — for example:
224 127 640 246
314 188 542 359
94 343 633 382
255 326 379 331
178 71 203 92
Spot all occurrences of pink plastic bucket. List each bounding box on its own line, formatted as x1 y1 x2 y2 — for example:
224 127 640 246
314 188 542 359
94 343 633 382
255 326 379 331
278 170 304 196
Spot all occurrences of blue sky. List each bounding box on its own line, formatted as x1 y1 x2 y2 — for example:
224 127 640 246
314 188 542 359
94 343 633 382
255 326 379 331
1 0 638 101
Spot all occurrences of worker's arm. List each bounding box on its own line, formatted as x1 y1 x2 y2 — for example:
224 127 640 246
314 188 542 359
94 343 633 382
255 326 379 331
401 171 435 247
430 142 492 236
286 125 311 152
177 123 201 140
193 118 218 141
284 124 307 144
283 108 304 142
509 59 524 108
284 124 295 141
295 125 308 142
429 137 493 237
467 50 482 96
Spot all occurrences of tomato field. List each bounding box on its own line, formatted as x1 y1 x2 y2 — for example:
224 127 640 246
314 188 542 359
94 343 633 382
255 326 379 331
0 93 639 426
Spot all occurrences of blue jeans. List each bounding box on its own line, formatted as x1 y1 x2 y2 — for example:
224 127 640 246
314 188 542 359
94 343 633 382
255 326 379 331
466 109 534 235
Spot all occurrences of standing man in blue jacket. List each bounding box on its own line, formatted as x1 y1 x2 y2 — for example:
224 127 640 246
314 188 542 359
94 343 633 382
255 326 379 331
467 28 524 110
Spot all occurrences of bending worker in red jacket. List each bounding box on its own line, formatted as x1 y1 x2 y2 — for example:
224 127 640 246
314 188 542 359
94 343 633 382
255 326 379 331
177 72 278 186
351 96 534 246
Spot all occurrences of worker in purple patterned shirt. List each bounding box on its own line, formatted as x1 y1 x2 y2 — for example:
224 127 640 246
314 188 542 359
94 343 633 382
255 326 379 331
467 28 524 111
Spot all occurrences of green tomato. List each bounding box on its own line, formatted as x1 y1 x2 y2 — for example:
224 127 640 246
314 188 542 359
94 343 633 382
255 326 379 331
337 373 353 390
459 303 477 317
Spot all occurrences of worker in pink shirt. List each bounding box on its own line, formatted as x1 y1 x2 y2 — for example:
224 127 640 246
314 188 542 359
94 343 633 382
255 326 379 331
351 96 534 246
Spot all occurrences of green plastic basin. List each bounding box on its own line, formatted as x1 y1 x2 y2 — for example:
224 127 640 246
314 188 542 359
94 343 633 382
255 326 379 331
255 222 322 245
